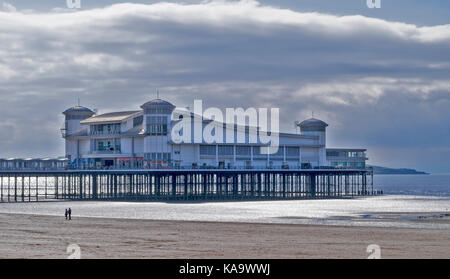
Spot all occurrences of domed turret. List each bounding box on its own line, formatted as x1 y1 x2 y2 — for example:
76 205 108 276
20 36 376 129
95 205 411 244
63 106 95 115
297 118 328 132
62 106 95 137
141 99 175 110
141 99 175 137
297 117 328 167
61 105 95 165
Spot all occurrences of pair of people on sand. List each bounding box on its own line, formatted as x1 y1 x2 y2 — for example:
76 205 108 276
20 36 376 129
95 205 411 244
65 208 72 220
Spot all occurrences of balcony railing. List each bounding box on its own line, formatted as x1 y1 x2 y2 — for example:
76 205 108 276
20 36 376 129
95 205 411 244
90 150 122 154
90 130 121 135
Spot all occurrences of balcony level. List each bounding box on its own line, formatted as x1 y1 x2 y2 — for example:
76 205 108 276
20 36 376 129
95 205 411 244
90 123 121 135
326 148 367 159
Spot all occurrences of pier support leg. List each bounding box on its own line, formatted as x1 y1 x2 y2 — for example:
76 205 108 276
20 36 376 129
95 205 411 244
92 174 98 199
310 174 316 197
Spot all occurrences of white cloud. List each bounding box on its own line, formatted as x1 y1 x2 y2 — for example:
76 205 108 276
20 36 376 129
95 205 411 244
0 1 449 171
2 2 16 12
73 53 139 71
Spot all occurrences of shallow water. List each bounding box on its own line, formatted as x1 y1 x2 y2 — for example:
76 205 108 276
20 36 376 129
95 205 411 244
374 174 450 196
0 195 449 229
0 174 449 229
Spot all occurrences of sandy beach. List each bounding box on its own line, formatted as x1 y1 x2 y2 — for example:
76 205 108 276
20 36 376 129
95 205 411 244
0 213 449 259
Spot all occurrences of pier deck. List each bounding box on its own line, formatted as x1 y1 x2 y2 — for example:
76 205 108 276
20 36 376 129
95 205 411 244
0 169 377 202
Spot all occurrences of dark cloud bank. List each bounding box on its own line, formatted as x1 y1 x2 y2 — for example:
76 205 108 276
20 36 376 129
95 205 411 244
0 1 450 172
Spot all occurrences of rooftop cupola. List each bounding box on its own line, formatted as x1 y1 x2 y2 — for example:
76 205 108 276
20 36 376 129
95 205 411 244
141 99 175 111
296 117 328 148
62 106 95 117
61 105 95 139
141 99 175 136
297 118 328 132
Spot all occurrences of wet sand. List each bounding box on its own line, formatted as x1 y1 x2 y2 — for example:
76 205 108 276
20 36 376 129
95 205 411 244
0 213 449 258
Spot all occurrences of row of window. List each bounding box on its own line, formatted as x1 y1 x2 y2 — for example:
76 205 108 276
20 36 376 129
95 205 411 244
95 139 121 152
146 116 168 124
199 145 300 157
91 123 121 134
144 108 173 114
144 153 171 161
146 124 168 135
66 115 90 120
133 116 143 127
327 151 365 158
330 161 365 168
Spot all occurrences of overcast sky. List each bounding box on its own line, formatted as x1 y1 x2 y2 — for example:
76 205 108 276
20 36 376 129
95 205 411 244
0 0 449 173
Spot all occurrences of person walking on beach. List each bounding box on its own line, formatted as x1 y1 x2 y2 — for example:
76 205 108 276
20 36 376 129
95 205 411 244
65 209 68 220
68 208 72 220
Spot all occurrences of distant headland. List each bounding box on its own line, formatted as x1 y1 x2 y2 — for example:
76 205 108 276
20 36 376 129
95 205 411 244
369 165 429 175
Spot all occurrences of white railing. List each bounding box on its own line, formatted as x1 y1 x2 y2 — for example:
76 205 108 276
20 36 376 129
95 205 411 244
90 150 122 154
90 130 121 135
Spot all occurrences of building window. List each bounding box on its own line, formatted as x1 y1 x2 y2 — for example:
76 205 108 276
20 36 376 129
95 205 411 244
271 147 284 157
144 152 171 161
286 147 299 157
145 116 168 135
218 145 233 156
253 146 264 156
144 108 171 114
66 115 90 120
91 123 121 135
146 116 167 124
200 145 216 156
95 139 121 152
236 146 251 156
146 124 168 135
133 115 143 127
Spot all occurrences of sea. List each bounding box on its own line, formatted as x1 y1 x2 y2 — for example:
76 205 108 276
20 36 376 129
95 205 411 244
0 174 449 229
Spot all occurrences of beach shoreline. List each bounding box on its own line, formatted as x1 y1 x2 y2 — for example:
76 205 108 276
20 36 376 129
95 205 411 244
0 212 449 259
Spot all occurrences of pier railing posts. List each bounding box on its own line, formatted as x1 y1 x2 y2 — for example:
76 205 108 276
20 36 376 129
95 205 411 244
14 174 17 202
257 173 262 197
345 175 349 196
202 174 207 198
233 174 238 197
250 173 255 197
79 174 83 200
156 175 160 197
310 174 316 197
113 175 118 199
35 176 38 201
327 175 331 197
172 175 176 198
92 174 98 199
0 169 378 202
184 174 188 200
21 175 24 202
363 173 367 195
54 176 58 199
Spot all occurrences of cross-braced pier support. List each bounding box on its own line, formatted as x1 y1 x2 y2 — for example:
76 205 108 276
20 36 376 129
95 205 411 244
0 169 378 202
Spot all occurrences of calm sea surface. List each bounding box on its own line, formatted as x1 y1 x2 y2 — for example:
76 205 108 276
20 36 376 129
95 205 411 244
373 174 450 196
0 174 449 229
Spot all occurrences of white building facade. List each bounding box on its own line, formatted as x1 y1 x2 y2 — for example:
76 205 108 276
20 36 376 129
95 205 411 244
61 99 367 169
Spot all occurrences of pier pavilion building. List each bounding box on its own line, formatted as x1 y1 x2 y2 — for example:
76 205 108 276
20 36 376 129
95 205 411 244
60 99 368 170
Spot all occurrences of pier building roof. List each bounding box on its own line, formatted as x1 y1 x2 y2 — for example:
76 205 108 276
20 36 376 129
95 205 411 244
63 106 94 115
81 110 141 124
298 118 328 127
141 98 175 109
